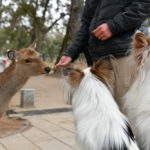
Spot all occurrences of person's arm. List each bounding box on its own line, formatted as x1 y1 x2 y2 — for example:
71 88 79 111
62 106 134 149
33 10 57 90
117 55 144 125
63 0 99 61
55 0 99 69
107 0 150 35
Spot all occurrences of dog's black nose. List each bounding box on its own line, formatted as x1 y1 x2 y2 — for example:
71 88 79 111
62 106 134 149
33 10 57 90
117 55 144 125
45 67 51 73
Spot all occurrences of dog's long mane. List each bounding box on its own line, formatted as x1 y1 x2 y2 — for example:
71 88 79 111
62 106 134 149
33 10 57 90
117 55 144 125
72 68 138 150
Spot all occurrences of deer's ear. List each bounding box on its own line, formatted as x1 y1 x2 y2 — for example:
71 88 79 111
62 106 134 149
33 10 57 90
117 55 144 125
134 31 148 49
7 50 18 60
67 69 84 88
29 42 36 49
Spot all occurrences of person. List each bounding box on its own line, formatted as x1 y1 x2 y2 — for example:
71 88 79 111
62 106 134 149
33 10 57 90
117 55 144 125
55 0 150 103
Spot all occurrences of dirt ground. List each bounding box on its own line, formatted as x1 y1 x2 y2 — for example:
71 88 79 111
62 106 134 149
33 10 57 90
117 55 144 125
0 117 28 137
10 75 70 112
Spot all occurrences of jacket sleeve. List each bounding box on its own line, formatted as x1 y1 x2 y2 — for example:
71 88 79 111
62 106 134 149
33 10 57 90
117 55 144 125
107 0 150 35
63 0 98 61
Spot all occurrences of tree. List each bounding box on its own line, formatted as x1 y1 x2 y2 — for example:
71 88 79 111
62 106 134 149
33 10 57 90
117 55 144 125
55 0 84 64
2 0 68 52
41 33 63 61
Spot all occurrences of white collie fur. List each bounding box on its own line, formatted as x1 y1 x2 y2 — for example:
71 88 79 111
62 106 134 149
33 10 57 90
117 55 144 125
65 58 139 150
123 32 150 150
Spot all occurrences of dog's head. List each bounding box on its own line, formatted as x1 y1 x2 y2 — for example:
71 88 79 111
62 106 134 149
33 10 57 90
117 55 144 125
133 31 150 66
64 57 115 94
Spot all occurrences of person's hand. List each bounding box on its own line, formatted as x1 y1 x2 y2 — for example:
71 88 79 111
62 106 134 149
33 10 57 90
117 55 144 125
93 23 112 41
55 56 72 69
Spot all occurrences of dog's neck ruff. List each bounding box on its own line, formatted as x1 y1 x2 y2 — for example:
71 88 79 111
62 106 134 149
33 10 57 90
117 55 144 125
72 68 139 150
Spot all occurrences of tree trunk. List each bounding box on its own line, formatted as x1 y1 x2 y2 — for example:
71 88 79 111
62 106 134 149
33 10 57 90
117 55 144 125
30 19 36 44
55 0 84 64
36 30 45 52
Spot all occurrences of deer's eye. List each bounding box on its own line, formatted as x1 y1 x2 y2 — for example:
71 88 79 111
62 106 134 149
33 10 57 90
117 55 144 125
25 59 31 63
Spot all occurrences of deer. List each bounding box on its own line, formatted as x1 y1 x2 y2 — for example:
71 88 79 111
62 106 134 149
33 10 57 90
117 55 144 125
0 44 51 117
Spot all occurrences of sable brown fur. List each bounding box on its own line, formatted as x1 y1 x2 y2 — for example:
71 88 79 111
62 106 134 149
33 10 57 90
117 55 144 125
67 58 115 94
131 32 150 84
67 69 84 88
91 58 115 95
134 32 148 49
133 32 150 61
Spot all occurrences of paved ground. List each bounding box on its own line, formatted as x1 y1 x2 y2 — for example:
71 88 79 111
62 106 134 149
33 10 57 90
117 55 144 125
10 75 70 111
0 112 79 150
0 75 80 150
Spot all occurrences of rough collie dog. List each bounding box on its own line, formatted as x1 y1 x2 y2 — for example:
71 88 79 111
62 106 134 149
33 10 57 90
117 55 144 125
65 58 139 150
123 32 150 150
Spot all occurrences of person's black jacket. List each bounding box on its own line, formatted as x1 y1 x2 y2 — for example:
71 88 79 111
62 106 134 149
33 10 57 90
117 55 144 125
63 0 150 62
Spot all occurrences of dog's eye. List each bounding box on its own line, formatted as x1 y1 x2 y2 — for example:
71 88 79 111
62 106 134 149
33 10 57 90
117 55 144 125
25 59 31 63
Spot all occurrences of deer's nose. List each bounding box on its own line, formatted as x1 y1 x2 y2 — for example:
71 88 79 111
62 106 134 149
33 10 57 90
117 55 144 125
44 67 51 73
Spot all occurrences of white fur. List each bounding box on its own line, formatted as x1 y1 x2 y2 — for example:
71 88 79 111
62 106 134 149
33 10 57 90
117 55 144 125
123 49 150 150
72 68 139 150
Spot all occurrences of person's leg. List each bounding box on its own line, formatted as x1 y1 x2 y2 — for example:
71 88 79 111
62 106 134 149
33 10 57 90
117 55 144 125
112 55 134 107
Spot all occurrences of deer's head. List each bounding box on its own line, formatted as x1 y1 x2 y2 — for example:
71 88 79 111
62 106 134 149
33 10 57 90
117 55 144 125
7 44 51 77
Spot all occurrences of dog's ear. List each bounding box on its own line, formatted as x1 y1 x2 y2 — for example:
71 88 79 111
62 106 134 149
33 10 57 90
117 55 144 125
67 69 84 88
7 50 18 61
133 32 150 65
92 56 113 73
134 31 148 49
91 57 115 94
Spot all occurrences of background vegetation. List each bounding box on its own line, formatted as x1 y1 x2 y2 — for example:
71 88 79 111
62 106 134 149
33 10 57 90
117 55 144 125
0 0 149 64
0 0 84 63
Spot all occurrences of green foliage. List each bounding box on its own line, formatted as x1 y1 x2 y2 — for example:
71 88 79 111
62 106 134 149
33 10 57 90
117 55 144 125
41 33 63 60
0 27 63 57
0 0 69 57
0 27 30 54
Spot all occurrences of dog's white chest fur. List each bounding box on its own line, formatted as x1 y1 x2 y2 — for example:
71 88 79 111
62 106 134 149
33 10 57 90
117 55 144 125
72 68 139 150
